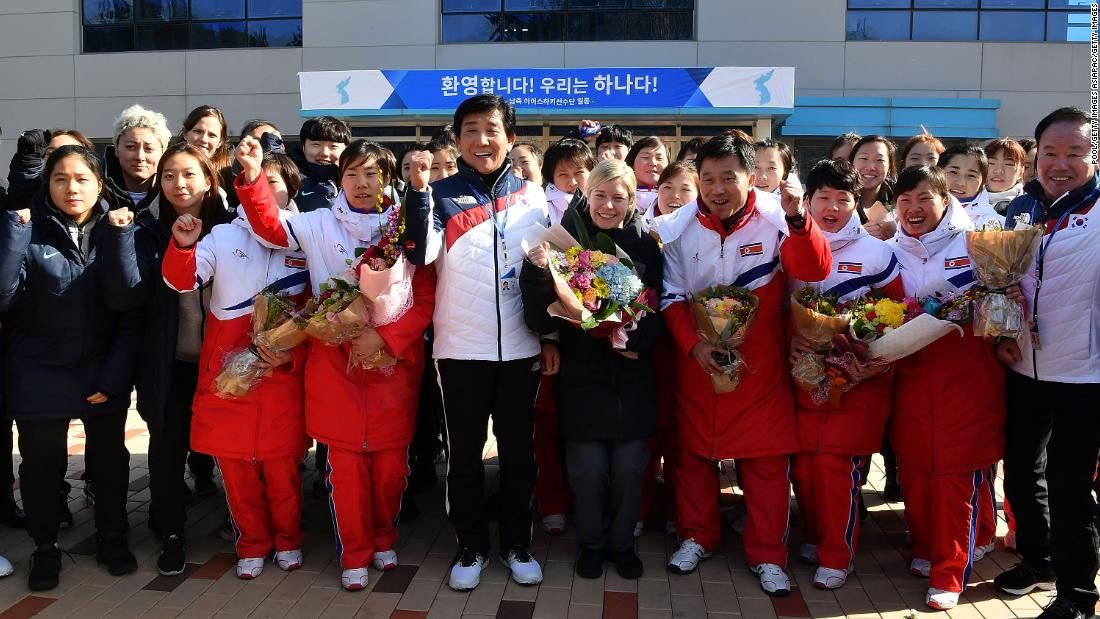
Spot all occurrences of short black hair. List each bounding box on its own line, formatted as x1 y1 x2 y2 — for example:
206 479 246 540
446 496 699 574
938 144 989 188
299 115 351 144
829 132 861 160
1017 137 1037 152
1034 107 1091 148
339 139 395 183
262 152 301 200
400 142 430 164
753 137 795 179
542 138 595 184
625 136 669 168
240 118 279 138
427 138 459 160
595 124 633 149
895 164 949 201
804 158 862 200
511 142 544 166
45 145 104 187
676 137 706 162
694 134 756 175
453 95 516 138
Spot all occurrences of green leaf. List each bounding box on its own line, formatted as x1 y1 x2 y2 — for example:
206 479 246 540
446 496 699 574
581 315 598 330
630 301 655 314
619 257 635 270
596 232 616 256
623 306 637 321
354 247 366 258
569 208 592 249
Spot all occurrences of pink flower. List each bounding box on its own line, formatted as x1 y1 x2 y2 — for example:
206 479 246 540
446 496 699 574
570 273 591 290
577 251 592 270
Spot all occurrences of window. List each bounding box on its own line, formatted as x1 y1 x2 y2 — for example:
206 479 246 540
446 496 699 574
846 0 1087 41
441 0 694 42
82 0 302 52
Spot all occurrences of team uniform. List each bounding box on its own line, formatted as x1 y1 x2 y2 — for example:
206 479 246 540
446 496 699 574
237 175 436 589
161 204 311 576
889 201 1005 608
660 190 832 592
787 215 904 586
956 190 1006 230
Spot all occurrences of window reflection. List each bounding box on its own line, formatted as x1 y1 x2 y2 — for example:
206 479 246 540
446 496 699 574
442 0 695 41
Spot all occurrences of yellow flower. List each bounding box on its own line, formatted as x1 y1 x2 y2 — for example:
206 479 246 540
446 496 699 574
573 289 584 302
594 278 610 298
873 298 906 328
566 247 582 260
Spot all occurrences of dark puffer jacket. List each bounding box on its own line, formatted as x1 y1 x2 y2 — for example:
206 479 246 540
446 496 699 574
521 200 663 442
290 149 339 213
0 194 142 420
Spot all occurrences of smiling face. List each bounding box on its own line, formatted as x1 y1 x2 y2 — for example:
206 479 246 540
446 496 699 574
1037 121 1097 200
657 171 698 216
942 153 984 201
807 185 857 233
896 180 948 237
429 149 458 182
117 127 164 190
632 145 668 187
185 115 223 159
457 109 514 175
160 152 211 213
905 141 940 168
588 178 633 229
699 154 755 221
852 142 890 192
264 166 291 210
597 141 629 162
986 152 1021 193
1023 146 1037 183
553 161 590 195
49 155 102 225
303 139 345 166
341 155 385 211
753 147 785 193
508 146 542 185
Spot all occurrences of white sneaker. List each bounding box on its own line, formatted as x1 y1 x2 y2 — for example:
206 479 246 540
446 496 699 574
973 542 994 562
275 549 303 571
236 557 264 580
448 550 488 591
371 550 398 571
633 521 644 537
750 563 791 597
341 567 369 591
667 538 711 574
500 547 543 585
910 557 931 577
925 587 959 610
541 514 566 535
665 520 678 536
0 555 12 577
799 543 818 564
813 566 850 590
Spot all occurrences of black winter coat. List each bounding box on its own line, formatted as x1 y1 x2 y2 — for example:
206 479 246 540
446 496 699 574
0 195 142 420
290 149 339 213
122 197 233 431
520 201 663 442
103 145 159 213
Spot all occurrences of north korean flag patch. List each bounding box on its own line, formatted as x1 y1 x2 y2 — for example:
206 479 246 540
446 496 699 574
284 256 307 269
944 256 970 270
837 262 863 274
739 242 764 257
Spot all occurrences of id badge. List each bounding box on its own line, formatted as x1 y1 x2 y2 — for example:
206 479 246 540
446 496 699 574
501 266 519 296
1030 320 1042 351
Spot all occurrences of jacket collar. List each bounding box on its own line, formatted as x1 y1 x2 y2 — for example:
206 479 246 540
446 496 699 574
103 144 159 211
1022 172 1100 219
455 157 515 199
329 190 397 244
822 212 865 251
291 148 339 184
695 189 758 238
893 197 973 259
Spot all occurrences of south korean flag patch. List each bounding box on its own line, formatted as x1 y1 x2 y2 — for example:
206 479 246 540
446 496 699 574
1071 214 1088 229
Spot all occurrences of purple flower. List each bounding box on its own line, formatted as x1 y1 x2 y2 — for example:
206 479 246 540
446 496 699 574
570 273 591 290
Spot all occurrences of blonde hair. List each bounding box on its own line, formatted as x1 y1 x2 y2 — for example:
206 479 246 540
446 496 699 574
113 104 172 149
585 159 637 214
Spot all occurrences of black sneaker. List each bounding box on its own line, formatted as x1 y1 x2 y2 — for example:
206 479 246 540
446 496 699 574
0 495 25 528
82 479 95 506
312 479 329 497
58 492 73 529
883 479 903 503
219 514 235 542
575 548 603 579
158 535 186 576
28 544 61 591
193 475 217 498
96 531 137 576
1038 596 1094 619
610 549 643 579
994 560 1057 596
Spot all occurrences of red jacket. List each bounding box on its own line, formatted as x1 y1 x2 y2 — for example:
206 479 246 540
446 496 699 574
660 192 832 460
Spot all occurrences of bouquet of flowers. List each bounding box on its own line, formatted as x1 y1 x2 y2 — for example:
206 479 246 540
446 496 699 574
922 287 988 325
529 216 655 349
845 293 962 362
214 291 307 399
789 287 851 392
302 276 370 345
965 214 1043 337
692 285 759 393
348 203 415 372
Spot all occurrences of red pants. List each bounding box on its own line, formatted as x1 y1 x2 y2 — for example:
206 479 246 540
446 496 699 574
325 445 409 569
533 375 571 517
977 465 997 547
219 456 304 559
676 449 791 567
792 453 863 571
900 464 990 593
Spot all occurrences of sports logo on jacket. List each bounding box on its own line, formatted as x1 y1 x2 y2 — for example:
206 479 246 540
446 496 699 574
739 242 764 257
837 262 863 274
944 256 971 270
284 256 306 269
233 249 248 259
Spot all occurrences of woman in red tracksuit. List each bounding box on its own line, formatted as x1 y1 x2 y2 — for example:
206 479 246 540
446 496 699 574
234 136 436 592
889 165 1005 611
162 152 310 580
787 159 905 590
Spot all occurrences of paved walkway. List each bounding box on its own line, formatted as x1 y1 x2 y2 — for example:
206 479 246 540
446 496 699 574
0 409 1091 619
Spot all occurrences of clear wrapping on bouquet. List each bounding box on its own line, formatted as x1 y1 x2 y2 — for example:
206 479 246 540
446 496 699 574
346 255 415 373
303 282 371 345
789 293 850 392
213 348 264 400
965 218 1043 338
213 291 307 400
691 287 759 394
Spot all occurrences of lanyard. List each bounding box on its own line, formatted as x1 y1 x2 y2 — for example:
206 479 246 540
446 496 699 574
464 179 512 241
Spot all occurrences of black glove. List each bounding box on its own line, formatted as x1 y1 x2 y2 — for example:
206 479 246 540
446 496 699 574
16 130 50 159
259 132 284 155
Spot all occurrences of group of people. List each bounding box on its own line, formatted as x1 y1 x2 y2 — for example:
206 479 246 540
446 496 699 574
0 93 1095 619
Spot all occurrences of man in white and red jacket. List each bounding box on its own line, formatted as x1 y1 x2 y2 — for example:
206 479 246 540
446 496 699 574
660 133 832 596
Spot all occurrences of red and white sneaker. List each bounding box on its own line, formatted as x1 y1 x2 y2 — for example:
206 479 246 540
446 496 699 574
372 550 398 571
